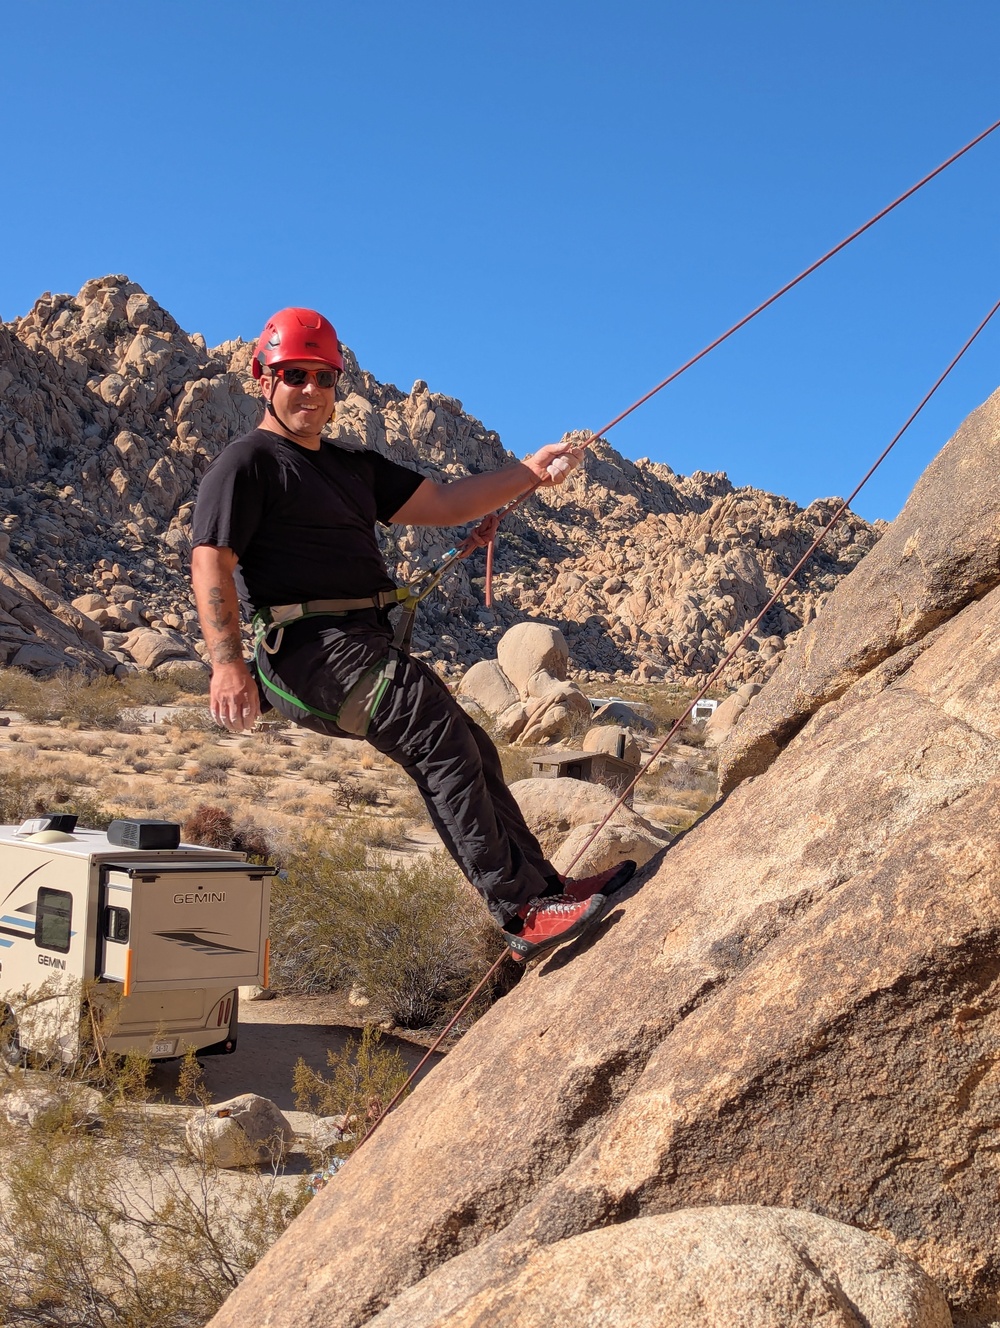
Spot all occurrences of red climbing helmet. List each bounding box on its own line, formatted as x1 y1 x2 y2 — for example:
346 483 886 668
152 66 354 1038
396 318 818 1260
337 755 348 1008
252 307 344 379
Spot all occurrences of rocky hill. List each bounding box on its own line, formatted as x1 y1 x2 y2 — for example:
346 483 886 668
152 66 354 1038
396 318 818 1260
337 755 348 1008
0 275 879 683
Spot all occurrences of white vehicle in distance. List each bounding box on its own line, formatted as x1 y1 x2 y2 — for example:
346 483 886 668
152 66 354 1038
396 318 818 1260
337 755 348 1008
0 815 273 1066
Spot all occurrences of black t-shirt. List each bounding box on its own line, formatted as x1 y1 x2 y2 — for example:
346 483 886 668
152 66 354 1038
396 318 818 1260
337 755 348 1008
192 428 425 611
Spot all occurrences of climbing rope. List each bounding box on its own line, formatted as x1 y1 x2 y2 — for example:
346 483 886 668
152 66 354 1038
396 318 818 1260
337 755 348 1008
357 289 1000 1154
462 116 1000 600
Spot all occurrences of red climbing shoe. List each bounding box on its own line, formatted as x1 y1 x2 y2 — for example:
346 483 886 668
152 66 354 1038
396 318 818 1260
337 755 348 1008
503 891 608 963
559 860 637 903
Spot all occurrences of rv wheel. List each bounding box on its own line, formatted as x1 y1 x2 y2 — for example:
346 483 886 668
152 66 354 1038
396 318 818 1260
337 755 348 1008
0 1005 22 1068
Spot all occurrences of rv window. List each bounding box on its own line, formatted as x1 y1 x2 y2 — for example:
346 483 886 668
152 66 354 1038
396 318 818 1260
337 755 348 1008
35 888 72 954
104 906 130 945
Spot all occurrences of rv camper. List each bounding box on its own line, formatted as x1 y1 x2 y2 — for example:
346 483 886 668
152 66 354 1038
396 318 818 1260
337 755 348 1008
0 816 274 1065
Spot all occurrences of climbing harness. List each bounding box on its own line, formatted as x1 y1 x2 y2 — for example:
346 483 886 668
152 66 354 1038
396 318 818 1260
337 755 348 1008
250 518 500 735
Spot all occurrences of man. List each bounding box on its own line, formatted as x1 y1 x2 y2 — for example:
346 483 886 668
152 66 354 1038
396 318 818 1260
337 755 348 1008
191 307 634 962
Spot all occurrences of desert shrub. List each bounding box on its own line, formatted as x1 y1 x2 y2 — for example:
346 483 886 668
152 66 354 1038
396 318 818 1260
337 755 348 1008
240 754 281 777
499 745 533 785
0 1089 305 1328
353 857 501 1028
270 833 501 1027
333 776 383 809
48 670 130 729
171 706 215 732
0 667 46 714
116 672 183 706
198 745 237 771
293 1025 410 1163
169 666 211 696
0 767 110 829
182 804 273 860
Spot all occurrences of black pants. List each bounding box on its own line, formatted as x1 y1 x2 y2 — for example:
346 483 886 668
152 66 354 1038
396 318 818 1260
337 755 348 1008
256 613 557 925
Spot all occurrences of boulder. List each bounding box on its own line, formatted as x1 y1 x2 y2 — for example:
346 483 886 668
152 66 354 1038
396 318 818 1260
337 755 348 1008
455 660 518 715
590 699 655 732
203 385 1000 1328
703 680 761 749
581 724 642 766
2 1083 104 1129
9 641 75 673
367 1207 950 1328
493 702 528 743
120 626 197 671
511 776 671 876
185 1093 293 1169
514 682 593 745
496 622 569 696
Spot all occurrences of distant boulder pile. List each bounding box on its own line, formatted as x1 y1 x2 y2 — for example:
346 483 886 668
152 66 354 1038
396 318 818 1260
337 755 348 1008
1 275 879 681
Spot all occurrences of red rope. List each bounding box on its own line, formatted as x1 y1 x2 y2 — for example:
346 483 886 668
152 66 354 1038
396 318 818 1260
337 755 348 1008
357 290 1000 1154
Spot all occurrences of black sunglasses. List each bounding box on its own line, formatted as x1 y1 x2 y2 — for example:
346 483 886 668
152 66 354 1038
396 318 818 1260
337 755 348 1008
272 366 339 388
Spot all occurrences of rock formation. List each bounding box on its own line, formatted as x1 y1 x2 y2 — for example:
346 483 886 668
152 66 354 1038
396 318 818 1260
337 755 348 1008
457 622 594 744
0 276 878 680
202 386 1000 1325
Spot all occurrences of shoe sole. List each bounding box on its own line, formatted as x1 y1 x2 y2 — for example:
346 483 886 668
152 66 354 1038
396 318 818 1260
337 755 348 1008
504 892 613 964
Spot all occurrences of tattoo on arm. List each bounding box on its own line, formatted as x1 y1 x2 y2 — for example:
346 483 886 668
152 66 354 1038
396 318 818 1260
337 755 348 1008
207 586 234 632
212 638 244 665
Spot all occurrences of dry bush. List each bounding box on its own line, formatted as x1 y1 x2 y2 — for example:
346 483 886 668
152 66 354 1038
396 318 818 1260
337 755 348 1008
0 766 110 829
164 666 211 697
270 833 501 1027
169 731 206 754
293 1024 410 1164
0 667 46 714
41 670 130 730
182 804 273 860
300 734 333 755
71 734 107 758
347 813 405 850
282 754 307 771
239 754 282 777
171 706 215 732
499 745 534 784
116 672 183 706
198 746 237 771
0 1087 305 1328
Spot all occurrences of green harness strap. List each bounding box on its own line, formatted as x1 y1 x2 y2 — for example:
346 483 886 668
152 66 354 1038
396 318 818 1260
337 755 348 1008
251 601 418 736
248 544 467 735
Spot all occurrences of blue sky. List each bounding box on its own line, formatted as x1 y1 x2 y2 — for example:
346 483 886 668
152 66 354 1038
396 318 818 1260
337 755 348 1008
2 2 998 522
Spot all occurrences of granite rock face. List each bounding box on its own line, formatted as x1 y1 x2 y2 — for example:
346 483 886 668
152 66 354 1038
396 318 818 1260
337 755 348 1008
1 276 877 679
203 389 1000 1326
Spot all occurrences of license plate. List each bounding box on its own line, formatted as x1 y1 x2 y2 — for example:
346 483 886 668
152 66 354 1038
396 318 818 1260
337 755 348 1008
150 1039 177 1056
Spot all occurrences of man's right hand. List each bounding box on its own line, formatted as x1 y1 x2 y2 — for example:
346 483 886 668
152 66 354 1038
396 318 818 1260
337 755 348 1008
210 660 261 733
